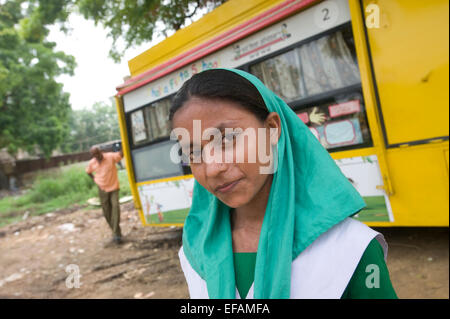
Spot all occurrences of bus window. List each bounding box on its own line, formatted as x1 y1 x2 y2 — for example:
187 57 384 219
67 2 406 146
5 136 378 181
251 50 302 103
250 27 360 102
145 98 171 140
132 140 183 182
250 24 371 151
129 97 171 146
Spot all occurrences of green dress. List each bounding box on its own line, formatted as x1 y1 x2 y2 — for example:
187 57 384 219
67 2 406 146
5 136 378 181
233 238 398 299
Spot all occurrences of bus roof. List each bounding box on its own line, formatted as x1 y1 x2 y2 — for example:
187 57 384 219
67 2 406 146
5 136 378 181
117 0 302 93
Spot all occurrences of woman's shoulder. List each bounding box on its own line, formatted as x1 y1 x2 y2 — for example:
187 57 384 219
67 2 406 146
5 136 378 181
178 218 389 299
341 237 398 299
290 218 386 298
300 217 387 258
178 246 210 298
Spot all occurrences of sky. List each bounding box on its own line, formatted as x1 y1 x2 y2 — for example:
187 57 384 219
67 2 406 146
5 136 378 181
47 14 161 110
47 7 206 111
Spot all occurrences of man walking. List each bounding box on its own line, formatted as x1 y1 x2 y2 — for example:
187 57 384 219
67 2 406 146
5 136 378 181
86 146 124 245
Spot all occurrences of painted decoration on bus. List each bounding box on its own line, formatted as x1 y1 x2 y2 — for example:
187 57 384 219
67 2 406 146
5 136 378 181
233 23 291 61
137 155 392 226
296 98 371 150
336 155 394 223
328 100 361 118
149 58 220 100
297 112 309 123
138 177 194 225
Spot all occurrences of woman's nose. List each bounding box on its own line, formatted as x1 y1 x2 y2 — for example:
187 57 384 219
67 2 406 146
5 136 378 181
205 161 228 178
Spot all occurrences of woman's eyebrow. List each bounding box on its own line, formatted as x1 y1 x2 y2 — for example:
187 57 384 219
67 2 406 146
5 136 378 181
214 120 240 131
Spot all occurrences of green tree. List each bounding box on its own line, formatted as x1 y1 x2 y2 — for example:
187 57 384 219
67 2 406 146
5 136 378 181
1 0 227 156
0 0 76 158
15 0 227 62
63 101 121 153
77 0 227 61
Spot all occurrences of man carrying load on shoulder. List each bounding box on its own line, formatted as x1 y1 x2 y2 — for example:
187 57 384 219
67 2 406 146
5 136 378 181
86 146 124 245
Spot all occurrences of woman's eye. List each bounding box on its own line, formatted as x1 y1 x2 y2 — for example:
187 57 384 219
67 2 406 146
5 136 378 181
223 132 238 146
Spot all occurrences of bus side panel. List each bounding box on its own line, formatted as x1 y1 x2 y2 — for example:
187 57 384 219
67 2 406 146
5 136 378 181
363 0 449 145
115 96 145 224
386 142 449 226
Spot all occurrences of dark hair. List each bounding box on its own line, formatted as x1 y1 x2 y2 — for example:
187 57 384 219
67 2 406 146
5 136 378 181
169 69 269 122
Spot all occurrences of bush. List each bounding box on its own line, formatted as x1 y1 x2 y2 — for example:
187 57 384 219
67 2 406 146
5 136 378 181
27 166 95 203
0 164 131 226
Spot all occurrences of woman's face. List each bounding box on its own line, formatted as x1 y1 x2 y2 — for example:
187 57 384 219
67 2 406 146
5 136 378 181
172 96 280 208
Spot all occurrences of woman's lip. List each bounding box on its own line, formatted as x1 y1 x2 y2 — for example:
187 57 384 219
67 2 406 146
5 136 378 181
216 179 242 193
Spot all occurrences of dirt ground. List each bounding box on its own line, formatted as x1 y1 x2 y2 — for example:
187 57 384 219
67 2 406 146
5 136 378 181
0 203 448 299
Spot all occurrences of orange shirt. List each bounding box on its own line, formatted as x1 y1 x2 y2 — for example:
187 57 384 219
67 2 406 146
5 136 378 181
86 152 123 192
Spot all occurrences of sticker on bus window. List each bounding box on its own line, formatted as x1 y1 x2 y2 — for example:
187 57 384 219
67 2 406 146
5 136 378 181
131 110 147 143
324 119 361 146
328 100 361 118
297 112 309 123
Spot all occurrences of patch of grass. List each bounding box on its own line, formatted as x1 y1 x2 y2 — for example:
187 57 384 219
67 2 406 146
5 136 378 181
352 196 390 222
146 208 189 225
0 165 131 227
118 169 131 198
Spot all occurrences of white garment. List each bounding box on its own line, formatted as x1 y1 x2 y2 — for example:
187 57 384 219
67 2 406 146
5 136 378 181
178 217 387 299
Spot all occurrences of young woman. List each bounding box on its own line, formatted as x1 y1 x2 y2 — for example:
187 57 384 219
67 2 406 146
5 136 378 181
170 68 397 299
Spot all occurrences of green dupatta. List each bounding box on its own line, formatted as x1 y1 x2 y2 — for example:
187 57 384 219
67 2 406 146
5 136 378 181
181 68 365 298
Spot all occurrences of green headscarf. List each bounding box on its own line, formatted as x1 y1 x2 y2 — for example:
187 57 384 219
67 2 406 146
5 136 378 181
182 68 365 298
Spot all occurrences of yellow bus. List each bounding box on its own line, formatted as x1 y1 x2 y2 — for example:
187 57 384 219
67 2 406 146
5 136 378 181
114 0 449 227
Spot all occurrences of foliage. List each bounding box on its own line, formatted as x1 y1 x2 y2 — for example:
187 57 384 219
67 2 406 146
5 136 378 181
1 0 226 157
76 0 227 61
15 0 227 62
62 101 121 153
0 0 76 158
0 164 131 227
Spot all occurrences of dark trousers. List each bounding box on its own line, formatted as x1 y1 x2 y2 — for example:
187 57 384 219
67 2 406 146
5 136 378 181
98 188 121 237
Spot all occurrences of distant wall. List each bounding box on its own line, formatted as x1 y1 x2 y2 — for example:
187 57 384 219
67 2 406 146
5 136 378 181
14 152 91 175
0 151 92 190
